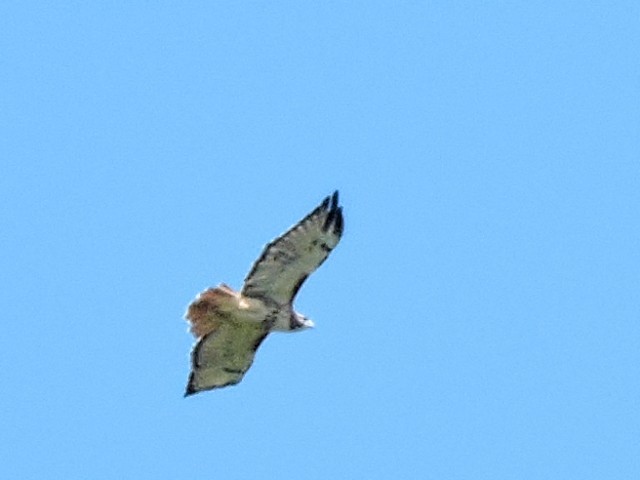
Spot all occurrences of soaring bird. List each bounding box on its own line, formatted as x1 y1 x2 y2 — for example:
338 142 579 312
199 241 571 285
184 191 344 396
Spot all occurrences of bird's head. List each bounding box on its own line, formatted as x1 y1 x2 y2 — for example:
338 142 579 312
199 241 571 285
292 312 315 330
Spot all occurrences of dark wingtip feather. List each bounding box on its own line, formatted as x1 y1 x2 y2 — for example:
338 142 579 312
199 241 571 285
184 370 203 397
184 383 196 397
334 206 344 236
322 191 343 232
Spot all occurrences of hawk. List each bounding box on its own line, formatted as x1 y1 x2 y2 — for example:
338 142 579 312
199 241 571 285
184 191 344 396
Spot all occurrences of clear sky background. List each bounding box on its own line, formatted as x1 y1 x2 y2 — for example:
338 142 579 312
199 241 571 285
1 2 638 479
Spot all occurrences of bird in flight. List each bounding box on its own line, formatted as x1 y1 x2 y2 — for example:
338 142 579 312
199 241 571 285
184 191 344 396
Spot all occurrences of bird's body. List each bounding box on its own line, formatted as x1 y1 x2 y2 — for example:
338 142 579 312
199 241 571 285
184 191 344 396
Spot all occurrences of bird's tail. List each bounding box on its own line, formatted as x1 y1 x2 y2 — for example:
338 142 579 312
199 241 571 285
185 284 238 338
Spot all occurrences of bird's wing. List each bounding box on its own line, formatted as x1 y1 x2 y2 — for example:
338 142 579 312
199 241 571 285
185 320 269 396
241 191 344 306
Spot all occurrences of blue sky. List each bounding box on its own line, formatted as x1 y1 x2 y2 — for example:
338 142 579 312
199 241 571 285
1 2 639 479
